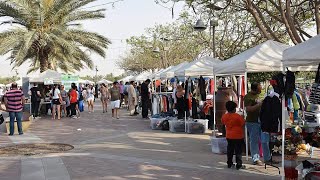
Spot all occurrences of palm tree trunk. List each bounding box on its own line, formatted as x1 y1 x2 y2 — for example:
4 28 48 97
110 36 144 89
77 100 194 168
39 48 49 73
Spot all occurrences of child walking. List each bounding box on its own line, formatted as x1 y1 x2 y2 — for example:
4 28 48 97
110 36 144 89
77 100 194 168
222 101 246 170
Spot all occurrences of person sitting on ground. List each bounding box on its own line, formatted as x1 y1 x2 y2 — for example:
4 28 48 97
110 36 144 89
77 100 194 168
222 101 246 170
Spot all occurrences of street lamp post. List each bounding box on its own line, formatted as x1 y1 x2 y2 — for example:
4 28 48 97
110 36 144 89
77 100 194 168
153 37 170 68
194 18 218 57
95 66 98 83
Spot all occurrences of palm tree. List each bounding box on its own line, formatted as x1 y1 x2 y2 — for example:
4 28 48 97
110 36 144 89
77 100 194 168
0 0 111 73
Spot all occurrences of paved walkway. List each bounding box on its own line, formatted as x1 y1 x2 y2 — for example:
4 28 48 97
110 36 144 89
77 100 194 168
0 102 281 180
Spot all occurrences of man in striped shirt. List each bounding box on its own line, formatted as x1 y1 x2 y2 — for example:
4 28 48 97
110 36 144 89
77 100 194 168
4 82 25 135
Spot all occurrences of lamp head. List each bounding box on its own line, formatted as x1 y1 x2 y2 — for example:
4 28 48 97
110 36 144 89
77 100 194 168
194 19 207 31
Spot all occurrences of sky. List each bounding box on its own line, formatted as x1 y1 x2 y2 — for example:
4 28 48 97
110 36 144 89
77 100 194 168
0 0 185 77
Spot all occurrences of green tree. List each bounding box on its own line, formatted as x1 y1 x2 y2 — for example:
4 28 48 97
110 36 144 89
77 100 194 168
0 0 111 73
118 12 211 73
162 0 319 44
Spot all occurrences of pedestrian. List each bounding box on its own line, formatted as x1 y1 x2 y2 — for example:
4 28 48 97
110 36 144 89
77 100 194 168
128 81 137 116
174 85 185 119
124 82 129 108
222 101 246 170
50 84 62 120
100 83 109 113
78 85 85 113
69 85 78 118
109 81 121 119
60 85 69 117
29 83 41 119
134 82 139 115
86 84 95 113
244 82 263 166
119 81 125 107
141 79 151 119
4 82 25 135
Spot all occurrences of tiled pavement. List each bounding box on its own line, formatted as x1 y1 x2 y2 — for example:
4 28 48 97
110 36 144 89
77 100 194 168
0 102 282 180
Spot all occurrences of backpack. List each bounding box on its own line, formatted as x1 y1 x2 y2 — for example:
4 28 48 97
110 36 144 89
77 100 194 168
161 120 169 131
260 95 282 133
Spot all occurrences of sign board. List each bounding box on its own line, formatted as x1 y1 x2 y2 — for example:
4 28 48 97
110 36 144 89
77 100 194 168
61 75 79 91
44 78 54 85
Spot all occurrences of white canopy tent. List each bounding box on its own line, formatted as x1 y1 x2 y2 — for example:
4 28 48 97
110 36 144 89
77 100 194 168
214 40 290 75
29 70 62 84
131 71 153 82
97 79 113 84
175 56 221 77
149 68 168 80
280 35 320 180
78 79 94 85
119 75 134 82
160 62 189 79
283 34 320 70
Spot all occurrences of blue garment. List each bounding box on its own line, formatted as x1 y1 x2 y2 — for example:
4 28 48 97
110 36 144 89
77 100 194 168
9 111 23 135
261 132 271 162
246 122 261 162
78 100 84 112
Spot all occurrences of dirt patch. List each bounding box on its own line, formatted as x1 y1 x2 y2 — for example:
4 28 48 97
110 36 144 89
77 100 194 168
0 143 74 156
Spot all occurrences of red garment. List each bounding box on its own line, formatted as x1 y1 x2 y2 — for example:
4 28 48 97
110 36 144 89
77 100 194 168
222 113 245 139
210 79 214 94
70 90 77 103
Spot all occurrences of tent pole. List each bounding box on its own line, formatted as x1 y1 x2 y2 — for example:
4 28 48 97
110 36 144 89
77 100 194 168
281 68 286 180
184 77 187 133
213 75 216 137
244 72 249 161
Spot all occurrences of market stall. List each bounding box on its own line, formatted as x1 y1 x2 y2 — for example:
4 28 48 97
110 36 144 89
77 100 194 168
281 35 320 180
212 40 290 158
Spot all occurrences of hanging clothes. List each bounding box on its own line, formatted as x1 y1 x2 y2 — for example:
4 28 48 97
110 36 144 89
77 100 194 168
199 76 206 101
176 93 185 119
192 97 197 119
260 92 282 133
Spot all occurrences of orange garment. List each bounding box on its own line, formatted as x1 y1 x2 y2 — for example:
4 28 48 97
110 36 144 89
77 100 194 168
221 113 245 139
162 96 167 112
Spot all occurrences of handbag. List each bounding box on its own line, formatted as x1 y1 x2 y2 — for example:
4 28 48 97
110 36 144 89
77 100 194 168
0 113 4 125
